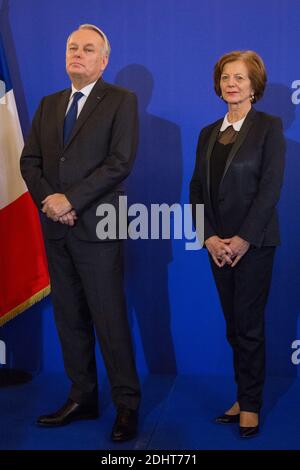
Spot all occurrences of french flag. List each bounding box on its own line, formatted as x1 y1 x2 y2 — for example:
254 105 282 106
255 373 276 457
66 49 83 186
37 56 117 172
0 35 49 325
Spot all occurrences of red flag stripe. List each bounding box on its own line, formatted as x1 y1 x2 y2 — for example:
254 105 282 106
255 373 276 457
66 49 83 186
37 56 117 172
0 192 50 325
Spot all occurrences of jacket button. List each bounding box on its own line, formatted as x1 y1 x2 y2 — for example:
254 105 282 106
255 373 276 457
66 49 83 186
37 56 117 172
60 156 66 162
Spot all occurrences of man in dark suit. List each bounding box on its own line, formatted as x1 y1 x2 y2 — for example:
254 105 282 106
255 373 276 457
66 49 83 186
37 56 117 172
20 24 140 442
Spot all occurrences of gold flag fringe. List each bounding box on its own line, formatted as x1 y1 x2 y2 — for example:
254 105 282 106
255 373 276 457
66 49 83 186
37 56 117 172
0 285 51 326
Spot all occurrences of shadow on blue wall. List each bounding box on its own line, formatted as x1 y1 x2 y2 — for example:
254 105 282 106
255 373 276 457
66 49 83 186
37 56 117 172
115 64 182 374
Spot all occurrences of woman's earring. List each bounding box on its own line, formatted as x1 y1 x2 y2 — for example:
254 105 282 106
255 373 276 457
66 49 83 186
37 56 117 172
250 92 255 103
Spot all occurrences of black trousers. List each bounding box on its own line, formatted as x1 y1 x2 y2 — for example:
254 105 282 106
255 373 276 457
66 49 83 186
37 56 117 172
210 246 275 412
45 231 141 410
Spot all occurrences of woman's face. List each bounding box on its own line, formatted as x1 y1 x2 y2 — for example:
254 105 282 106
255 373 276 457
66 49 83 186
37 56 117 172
220 60 254 105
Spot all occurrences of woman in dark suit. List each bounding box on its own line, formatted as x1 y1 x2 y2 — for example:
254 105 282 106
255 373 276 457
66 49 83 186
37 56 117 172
190 50 285 438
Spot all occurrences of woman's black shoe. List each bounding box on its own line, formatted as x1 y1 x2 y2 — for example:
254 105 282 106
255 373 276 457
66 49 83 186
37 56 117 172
239 425 259 438
214 413 240 424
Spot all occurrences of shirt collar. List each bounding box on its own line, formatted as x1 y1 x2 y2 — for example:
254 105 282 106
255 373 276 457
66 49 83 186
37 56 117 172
70 80 98 100
220 113 247 132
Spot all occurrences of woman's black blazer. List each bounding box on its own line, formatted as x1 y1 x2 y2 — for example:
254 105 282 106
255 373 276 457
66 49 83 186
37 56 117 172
190 107 285 248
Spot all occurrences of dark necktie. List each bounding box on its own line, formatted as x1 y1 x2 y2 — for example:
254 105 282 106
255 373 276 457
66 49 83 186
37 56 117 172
63 91 84 145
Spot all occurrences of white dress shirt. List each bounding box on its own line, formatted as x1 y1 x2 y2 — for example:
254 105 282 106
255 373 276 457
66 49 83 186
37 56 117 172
65 80 98 117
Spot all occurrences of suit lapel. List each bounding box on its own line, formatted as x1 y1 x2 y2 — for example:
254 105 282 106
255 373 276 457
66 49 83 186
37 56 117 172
220 107 257 184
205 119 223 200
63 79 107 151
57 89 71 150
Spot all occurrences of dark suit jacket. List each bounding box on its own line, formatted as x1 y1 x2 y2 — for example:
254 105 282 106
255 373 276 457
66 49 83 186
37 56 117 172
190 108 285 248
20 78 138 241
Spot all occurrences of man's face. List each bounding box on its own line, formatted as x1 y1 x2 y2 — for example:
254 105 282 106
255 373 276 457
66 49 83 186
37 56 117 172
66 29 108 86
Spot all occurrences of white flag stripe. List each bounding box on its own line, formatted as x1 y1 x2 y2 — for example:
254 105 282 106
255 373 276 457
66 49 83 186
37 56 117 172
0 88 27 209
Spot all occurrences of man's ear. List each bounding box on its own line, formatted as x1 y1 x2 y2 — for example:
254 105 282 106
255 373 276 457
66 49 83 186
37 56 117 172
100 55 109 73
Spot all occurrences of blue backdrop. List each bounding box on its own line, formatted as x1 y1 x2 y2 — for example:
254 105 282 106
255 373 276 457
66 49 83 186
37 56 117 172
1 0 300 381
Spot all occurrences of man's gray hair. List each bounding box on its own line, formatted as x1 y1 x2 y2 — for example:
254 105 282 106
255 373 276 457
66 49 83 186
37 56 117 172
67 24 111 58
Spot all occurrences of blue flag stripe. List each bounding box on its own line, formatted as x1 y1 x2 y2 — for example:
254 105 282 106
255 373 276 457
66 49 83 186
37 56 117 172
0 35 12 93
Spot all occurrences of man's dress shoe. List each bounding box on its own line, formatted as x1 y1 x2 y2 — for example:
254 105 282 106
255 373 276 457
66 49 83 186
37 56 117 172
239 425 259 438
214 413 240 424
36 398 99 427
111 405 138 442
